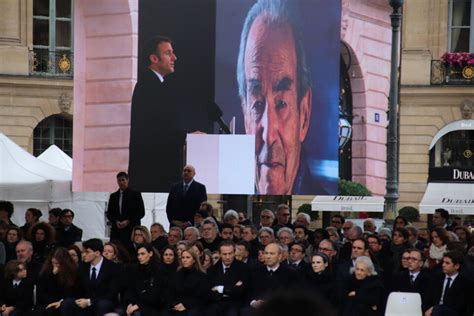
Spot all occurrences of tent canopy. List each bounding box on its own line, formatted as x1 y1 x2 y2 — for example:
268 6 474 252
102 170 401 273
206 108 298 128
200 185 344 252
312 195 385 212
419 182 474 215
38 144 73 171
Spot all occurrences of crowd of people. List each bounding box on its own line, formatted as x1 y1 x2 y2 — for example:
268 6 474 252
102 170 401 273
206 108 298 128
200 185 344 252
0 197 473 316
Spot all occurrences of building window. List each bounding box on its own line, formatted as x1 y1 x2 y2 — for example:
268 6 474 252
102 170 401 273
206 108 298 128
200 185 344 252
32 0 73 76
33 115 73 157
449 0 473 52
431 130 473 168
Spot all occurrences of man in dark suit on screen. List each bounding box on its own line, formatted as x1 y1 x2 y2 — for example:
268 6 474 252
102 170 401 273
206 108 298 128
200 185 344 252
128 35 184 193
166 165 207 229
107 171 145 248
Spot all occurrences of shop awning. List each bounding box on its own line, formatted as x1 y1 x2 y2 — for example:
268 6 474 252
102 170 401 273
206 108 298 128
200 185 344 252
311 195 385 212
419 183 474 215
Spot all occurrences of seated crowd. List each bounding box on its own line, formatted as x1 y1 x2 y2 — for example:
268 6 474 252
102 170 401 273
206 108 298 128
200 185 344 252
0 201 473 316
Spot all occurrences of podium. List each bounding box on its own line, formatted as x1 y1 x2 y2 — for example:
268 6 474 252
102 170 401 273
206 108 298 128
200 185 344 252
185 134 255 194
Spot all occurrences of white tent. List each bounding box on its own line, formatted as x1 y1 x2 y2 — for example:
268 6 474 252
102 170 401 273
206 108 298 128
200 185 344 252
0 134 106 240
37 144 170 232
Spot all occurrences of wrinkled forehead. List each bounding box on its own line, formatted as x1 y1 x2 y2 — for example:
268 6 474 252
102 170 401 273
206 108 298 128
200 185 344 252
245 15 296 67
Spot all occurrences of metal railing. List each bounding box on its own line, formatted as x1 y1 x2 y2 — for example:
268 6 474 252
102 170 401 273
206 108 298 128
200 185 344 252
29 50 74 77
431 59 474 85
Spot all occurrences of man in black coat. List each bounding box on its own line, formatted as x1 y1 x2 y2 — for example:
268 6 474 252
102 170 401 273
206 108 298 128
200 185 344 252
391 249 432 312
56 208 83 247
425 251 473 316
207 240 250 316
166 165 207 229
62 239 120 316
246 243 298 313
107 171 145 248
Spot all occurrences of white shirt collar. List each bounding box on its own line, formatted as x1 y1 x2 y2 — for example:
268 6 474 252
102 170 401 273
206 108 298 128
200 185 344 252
91 257 104 276
183 179 194 187
150 69 164 82
267 264 280 272
445 272 458 282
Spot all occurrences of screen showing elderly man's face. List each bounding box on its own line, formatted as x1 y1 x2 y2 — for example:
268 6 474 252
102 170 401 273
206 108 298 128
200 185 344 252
242 16 311 195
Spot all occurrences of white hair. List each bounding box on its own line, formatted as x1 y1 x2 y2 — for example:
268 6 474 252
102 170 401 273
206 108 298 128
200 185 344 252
350 256 378 276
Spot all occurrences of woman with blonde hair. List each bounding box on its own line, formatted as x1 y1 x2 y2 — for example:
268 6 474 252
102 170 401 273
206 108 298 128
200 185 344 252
169 247 210 315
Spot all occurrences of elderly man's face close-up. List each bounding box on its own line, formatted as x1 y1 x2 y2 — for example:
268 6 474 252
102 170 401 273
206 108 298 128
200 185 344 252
242 16 311 195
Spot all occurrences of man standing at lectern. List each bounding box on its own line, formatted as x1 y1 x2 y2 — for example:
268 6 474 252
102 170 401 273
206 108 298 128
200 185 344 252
128 35 184 192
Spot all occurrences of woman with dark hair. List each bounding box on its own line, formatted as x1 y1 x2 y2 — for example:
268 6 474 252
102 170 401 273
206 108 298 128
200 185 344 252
28 222 56 264
0 260 34 315
389 227 411 272
36 247 79 315
425 227 450 270
169 247 210 315
124 243 168 316
3 226 23 262
392 215 408 230
67 245 82 266
303 252 336 307
20 208 42 238
160 246 179 272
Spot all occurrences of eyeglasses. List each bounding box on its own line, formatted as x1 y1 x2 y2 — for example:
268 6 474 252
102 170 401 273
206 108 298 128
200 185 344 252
318 247 332 252
280 213 290 217
261 215 271 219
331 220 341 224
342 227 351 231
401 257 410 260
408 257 421 261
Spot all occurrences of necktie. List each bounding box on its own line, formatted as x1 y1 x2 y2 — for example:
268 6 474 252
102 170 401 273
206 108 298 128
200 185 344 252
268 270 273 277
91 267 97 282
409 274 415 285
119 191 123 215
224 267 228 274
13 282 19 288
441 277 452 305
184 184 189 193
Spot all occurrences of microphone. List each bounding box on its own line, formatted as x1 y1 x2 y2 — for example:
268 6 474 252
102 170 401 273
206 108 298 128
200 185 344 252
207 101 231 134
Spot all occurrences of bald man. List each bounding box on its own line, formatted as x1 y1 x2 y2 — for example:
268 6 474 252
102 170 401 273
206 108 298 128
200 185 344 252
166 165 207 229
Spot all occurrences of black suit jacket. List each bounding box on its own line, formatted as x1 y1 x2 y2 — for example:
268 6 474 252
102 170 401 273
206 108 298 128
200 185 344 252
128 69 212 192
0 277 34 312
56 223 83 247
207 259 249 306
248 264 298 302
166 180 207 224
391 269 432 311
426 273 473 316
77 258 120 305
107 187 145 244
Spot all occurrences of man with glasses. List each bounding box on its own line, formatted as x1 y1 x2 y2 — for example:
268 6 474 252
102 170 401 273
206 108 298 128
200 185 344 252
315 239 338 263
56 209 83 248
392 249 432 312
258 209 274 229
272 204 293 232
330 214 345 239
363 218 376 234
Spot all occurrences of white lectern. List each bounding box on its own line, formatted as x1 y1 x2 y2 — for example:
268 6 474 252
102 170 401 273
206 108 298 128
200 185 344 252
185 134 255 194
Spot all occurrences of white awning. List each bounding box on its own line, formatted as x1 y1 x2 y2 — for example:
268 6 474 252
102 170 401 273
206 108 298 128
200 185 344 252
311 195 385 212
419 183 474 215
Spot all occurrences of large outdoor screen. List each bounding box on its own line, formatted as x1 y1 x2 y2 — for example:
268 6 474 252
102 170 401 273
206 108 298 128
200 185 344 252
85 0 341 195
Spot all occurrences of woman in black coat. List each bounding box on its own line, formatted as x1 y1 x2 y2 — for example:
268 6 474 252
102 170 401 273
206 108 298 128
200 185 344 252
28 222 57 264
168 247 210 315
35 247 80 315
124 243 169 316
341 256 384 316
303 252 336 307
0 260 34 316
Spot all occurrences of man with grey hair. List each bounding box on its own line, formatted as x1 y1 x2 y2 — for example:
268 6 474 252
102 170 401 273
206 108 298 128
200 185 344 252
223 209 239 226
237 0 321 195
273 204 294 231
276 227 295 246
258 209 275 229
247 242 297 311
183 226 200 243
200 219 223 252
363 218 376 234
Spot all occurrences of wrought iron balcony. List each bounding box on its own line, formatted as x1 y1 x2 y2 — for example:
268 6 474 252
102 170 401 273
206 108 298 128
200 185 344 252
29 50 74 77
431 58 474 85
